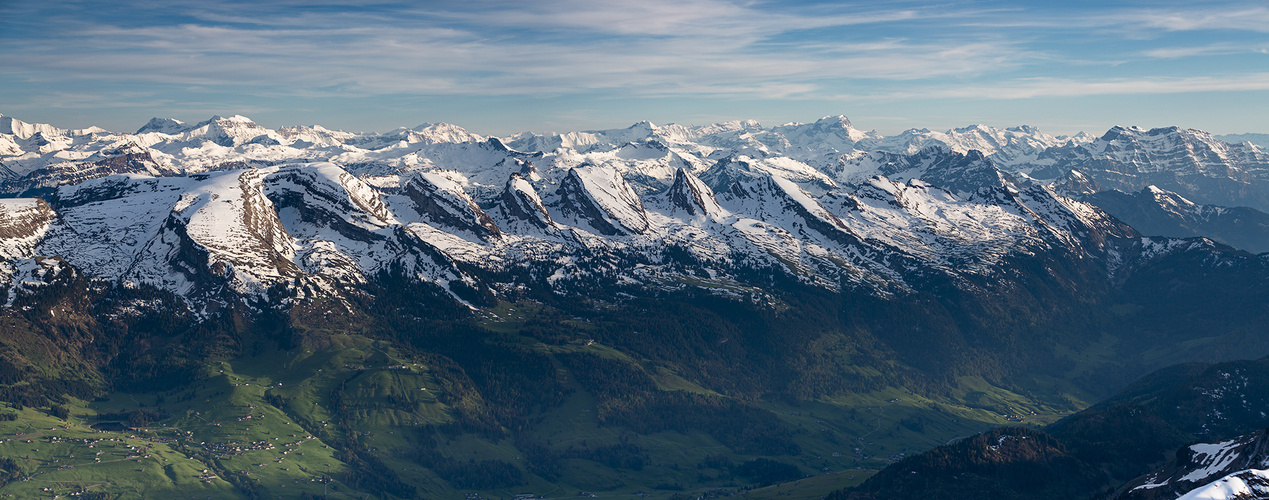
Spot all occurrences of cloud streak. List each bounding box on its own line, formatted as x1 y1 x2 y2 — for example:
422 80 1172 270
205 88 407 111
876 74 1269 101
1133 7 1269 32
0 1 1038 100
1 0 1267 134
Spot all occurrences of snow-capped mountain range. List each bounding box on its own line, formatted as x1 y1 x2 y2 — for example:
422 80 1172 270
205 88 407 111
1 112 1266 311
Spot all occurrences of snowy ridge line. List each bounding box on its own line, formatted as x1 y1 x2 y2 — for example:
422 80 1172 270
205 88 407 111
1 111 1260 310
3 112 1261 209
0 152 1144 310
1116 428 1269 500
1176 469 1269 500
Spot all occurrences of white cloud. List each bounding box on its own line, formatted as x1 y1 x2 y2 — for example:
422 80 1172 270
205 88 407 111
860 74 1269 101
953 3 1269 37
435 0 926 39
1142 42 1269 59
3 0 1269 135
0 2 1033 100
1134 7 1269 32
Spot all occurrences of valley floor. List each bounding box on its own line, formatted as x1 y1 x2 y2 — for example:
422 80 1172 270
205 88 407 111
0 329 1086 499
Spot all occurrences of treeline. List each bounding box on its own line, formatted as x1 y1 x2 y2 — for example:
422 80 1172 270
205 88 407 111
0 378 95 409
97 408 170 427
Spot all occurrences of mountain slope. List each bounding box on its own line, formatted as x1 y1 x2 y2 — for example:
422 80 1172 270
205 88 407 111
4 113 1269 499
1115 429 1269 500
1084 186 1269 253
831 355 1269 500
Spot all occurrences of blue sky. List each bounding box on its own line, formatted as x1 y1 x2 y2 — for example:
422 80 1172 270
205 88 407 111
1 0 1267 136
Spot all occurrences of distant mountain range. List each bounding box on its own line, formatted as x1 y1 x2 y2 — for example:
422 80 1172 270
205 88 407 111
1217 133 1269 149
5 112 1269 498
5 112 1269 311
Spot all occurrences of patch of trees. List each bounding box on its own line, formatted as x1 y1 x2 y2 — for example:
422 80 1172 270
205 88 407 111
546 285 941 403
415 355 503 437
336 447 417 499
734 458 803 487
0 355 27 386
385 321 570 436
698 454 733 470
427 457 524 490
514 436 562 481
829 427 1105 500
104 347 204 393
0 457 22 487
96 408 170 427
562 438 648 470
558 352 800 455
411 432 525 489
0 378 95 408
310 370 417 499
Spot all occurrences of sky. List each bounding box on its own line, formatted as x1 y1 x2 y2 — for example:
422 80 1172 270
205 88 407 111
1 0 1267 137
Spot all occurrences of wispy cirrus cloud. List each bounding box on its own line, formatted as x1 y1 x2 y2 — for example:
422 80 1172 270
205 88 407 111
1142 43 1269 59
954 3 1269 41
1132 6 1269 32
843 73 1269 101
0 1 1034 99
1 0 1267 134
